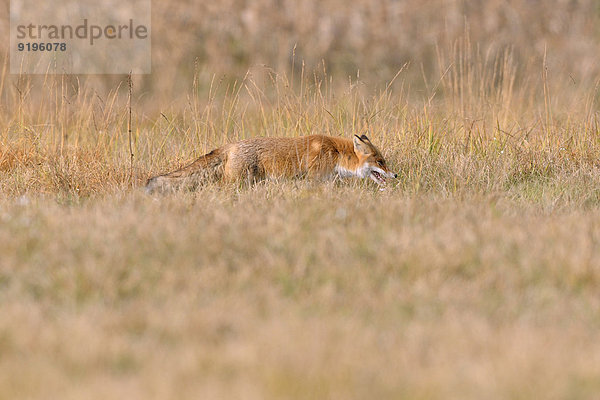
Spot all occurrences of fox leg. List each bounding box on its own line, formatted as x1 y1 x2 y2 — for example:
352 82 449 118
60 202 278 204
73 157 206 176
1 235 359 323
222 161 265 185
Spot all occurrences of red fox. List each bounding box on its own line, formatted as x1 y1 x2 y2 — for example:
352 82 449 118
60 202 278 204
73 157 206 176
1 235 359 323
145 134 396 193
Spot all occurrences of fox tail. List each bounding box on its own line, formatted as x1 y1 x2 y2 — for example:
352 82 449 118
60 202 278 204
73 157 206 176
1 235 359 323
145 148 226 193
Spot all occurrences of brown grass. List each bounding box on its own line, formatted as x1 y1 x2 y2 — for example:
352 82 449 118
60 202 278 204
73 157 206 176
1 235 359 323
2 190 600 399
1 0 600 398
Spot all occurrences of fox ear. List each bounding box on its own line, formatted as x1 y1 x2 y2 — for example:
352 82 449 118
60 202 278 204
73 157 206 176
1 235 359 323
353 135 371 155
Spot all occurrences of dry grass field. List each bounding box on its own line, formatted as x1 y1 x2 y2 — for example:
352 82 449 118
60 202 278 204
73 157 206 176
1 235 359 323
2 0 600 398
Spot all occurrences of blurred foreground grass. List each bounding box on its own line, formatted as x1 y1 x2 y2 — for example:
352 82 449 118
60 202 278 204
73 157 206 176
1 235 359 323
1 184 600 399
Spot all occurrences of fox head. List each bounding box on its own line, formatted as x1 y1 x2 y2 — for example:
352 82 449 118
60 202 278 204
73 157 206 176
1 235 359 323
353 135 397 184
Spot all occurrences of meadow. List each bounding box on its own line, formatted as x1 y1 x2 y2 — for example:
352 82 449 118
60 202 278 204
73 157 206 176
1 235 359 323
2 0 600 398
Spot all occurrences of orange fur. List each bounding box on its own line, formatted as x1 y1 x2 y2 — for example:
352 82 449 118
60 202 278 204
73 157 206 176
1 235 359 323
146 135 396 192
